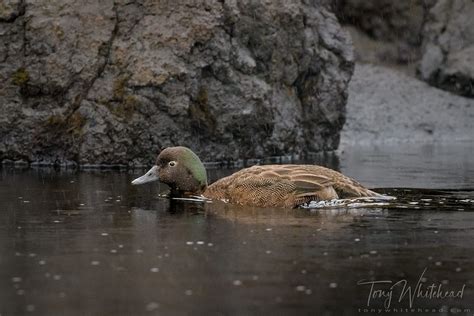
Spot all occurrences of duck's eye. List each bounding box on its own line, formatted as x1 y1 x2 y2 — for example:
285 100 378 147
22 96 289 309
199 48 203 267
168 161 176 167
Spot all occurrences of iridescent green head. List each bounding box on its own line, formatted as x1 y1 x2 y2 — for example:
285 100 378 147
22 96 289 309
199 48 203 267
131 146 207 194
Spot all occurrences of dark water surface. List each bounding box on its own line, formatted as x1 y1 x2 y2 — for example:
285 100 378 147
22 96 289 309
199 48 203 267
1 143 473 315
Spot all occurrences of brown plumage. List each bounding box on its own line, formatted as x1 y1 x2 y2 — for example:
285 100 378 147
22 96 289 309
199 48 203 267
204 164 383 208
131 146 387 209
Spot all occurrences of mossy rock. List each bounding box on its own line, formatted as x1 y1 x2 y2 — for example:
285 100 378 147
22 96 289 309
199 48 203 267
188 86 216 133
45 112 85 137
113 76 129 100
12 68 30 87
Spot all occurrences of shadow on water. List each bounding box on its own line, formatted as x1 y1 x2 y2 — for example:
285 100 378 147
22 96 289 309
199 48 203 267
0 143 474 315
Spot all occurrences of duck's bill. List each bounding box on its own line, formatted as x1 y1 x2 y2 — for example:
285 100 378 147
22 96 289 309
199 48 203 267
131 165 159 185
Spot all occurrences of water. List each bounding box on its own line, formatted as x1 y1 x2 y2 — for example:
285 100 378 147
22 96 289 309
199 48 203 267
0 143 473 315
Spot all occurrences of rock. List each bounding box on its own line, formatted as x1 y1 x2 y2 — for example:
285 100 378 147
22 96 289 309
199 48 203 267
335 0 429 66
419 0 474 97
0 0 24 22
340 64 474 146
0 0 353 165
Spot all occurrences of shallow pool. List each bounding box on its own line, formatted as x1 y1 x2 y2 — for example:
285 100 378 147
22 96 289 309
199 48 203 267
1 143 473 315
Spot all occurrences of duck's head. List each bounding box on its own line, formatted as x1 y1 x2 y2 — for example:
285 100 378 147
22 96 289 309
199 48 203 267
131 146 207 194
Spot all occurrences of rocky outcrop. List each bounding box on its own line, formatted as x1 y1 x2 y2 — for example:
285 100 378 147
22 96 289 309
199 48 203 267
0 0 353 166
340 64 474 146
335 0 429 66
419 0 474 97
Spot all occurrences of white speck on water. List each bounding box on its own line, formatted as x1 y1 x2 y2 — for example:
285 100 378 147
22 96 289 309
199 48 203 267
91 261 100 266
38 260 46 265
12 277 22 283
421 199 432 202
110 249 117 253
316 228 322 231
323 252 328 256
207 243 214 247
242 241 247 245
15 252 22 256
233 280 242 286
118 244 124 248
435 261 442 266
136 249 144 254
70 180 75 183
16 289 25 295
265 250 272 254
115 200 120 202
266 228 272 231
26 304 35 312
53 220 61 223
409 202 418 205
18 196 23 199
252 275 259 281
101 233 109 236
329 282 338 288
295 285 306 292
428 256 433 260
146 302 159 312
53 274 62 280
434 230 439 234
301 269 307 274
305 289 312 295
184 289 193 296
196 241 204 245
455 267 462 272
23 200 30 203
28 253 36 257
186 241 194 245
354 238 360 242
79 203 85 206
369 250 378 255
150 267 159 273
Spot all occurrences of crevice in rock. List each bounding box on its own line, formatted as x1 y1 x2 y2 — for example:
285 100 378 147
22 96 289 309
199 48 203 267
65 0 120 120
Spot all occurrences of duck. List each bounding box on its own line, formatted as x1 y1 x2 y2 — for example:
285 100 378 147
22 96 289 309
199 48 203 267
131 146 390 208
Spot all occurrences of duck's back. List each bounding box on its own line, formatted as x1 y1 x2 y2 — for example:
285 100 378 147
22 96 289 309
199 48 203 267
203 164 381 208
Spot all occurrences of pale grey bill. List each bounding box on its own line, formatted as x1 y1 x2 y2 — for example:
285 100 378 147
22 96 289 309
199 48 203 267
131 165 159 185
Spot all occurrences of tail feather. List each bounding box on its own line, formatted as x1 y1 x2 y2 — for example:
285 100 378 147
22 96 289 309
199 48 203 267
334 182 395 200
365 189 396 200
